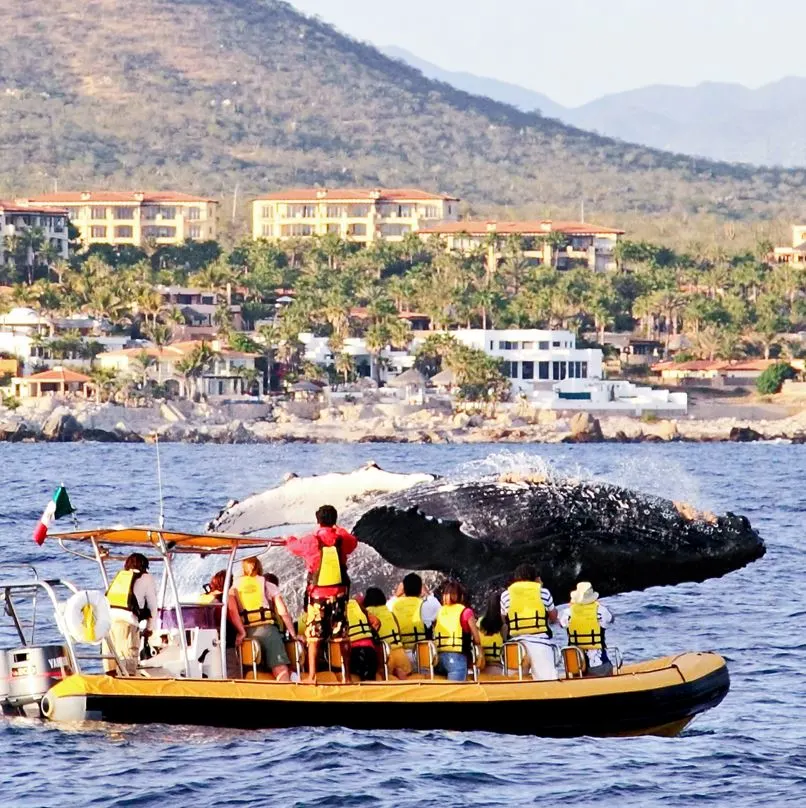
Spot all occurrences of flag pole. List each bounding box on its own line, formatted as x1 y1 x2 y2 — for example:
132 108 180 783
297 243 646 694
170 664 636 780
155 435 165 529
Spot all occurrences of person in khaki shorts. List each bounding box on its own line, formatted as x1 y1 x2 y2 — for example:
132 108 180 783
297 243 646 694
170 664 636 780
103 553 158 675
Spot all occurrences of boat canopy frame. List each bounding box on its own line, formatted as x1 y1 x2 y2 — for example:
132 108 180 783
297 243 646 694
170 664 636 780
45 527 285 678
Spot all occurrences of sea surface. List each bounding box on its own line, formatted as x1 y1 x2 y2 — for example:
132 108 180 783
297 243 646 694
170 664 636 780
0 442 802 807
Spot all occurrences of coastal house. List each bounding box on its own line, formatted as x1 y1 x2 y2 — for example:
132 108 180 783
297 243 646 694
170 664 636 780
251 188 460 244
98 340 258 398
18 191 218 249
533 378 687 414
156 286 243 338
0 201 69 264
651 359 782 387
0 307 126 372
11 366 92 399
771 225 806 265
449 329 604 394
417 220 624 273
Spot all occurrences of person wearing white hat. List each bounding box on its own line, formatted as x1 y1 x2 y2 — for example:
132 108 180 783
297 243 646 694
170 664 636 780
558 582 614 677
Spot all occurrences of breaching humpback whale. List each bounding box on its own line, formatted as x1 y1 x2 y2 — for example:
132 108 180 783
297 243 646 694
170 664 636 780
208 462 765 602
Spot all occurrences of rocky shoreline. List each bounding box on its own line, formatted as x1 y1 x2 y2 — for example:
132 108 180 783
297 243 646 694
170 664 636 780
1 398 805 446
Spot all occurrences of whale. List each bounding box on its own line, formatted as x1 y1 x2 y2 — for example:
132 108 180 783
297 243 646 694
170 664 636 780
208 463 766 605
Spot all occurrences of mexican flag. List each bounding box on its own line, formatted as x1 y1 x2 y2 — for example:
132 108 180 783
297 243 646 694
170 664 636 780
33 486 75 545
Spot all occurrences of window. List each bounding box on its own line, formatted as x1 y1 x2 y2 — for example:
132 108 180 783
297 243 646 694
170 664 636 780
261 205 273 219
509 361 519 378
379 223 411 237
188 224 202 239
90 225 107 238
489 341 494 350
326 223 342 234
538 341 549 350
522 341 534 350
281 224 314 237
347 223 367 236
90 206 107 220
538 361 550 380
261 224 274 237
552 361 567 381
581 362 588 378
422 205 439 218
326 205 345 218
142 225 177 239
498 340 516 350
185 207 200 221
159 207 177 220
142 206 158 220
114 207 134 220
552 341 561 348
114 225 133 238
347 204 370 217
522 361 534 380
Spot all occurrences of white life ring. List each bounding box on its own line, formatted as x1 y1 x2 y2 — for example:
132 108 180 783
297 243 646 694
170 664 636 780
63 590 112 645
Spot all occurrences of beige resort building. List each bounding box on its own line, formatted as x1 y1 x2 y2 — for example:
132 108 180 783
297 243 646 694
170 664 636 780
418 220 625 272
772 225 806 265
18 192 218 249
0 201 69 264
251 188 459 243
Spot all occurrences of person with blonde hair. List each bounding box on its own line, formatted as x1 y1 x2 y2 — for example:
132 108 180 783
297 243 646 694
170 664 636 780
229 556 298 681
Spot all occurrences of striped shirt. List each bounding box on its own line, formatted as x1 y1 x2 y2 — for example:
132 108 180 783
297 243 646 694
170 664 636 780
500 585 555 640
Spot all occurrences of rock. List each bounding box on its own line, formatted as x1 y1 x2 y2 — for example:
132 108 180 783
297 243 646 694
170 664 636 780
564 412 603 443
729 426 764 442
653 420 679 441
791 433 806 444
41 407 82 441
452 413 471 429
227 420 253 444
82 428 121 442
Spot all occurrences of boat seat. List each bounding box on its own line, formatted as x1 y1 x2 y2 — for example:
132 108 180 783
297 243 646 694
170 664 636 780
502 641 528 680
239 638 261 679
326 640 348 683
413 640 437 680
285 639 305 679
379 641 391 681
561 646 586 679
468 644 482 682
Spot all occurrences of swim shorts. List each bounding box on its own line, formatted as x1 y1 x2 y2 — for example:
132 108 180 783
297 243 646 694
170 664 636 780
305 593 348 642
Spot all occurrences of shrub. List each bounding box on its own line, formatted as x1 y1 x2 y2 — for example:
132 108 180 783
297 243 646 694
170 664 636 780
756 362 796 395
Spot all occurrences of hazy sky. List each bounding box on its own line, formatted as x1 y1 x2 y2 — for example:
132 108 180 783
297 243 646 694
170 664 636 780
291 0 804 106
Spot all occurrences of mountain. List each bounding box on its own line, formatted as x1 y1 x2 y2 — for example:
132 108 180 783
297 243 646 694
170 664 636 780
568 78 806 166
384 47 806 168
381 46 567 119
2 0 806 221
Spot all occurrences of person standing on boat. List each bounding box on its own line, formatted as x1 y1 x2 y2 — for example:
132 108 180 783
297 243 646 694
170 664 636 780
558 582 614 677
433 580 482 682
103 553 158 676
500 563 559 681
285 504 358 683
229 557 298 682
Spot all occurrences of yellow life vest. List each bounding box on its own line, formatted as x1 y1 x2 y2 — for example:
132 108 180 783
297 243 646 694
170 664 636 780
506 581 549 637
314 529 348 588
197 590 221 605
567 601 605 650
235 576 275 627
366 604 401 648
346 599 374 643
433 603 466 654
391 596 426 649
479 630 504 664
106 569 145 618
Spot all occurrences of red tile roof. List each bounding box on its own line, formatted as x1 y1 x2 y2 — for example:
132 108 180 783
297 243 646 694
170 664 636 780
23 367 91 383
20 191 216 204
418 220 624 236
254 187 459 202
652 359 777 373
103 340 256 360
0 200 68 215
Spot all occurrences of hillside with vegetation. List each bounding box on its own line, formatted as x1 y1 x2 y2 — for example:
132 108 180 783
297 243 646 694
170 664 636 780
3 0 806 222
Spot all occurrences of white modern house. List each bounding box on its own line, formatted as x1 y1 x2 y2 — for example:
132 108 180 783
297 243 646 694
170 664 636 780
535 379 687 414
449 329 603 393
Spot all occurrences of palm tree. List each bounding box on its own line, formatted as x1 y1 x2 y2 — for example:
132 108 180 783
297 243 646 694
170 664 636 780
131 351 157 390
334 352 355 387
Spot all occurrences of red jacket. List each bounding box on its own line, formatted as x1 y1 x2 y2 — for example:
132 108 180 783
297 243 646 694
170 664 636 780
285 526 358 597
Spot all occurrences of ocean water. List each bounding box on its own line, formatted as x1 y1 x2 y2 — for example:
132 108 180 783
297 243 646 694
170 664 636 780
0 442 802 807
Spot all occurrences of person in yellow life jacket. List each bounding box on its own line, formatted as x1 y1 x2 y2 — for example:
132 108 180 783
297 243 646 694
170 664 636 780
500 563 559 681
102 553 158 676
285 504 359 683
477 591 507 673
389 572 441 668
433 580 482 682
346 595 378 681
228 557 299 682
364 587 413 680
559 582 614 677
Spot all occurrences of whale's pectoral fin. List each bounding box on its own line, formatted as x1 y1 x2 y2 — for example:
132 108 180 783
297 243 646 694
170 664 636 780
353 505 491 578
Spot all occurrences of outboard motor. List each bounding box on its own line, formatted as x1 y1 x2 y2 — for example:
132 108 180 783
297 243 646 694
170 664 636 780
6 646 72 718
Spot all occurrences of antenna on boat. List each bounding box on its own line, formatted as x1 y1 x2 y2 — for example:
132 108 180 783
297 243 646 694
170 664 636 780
155 435 165 529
